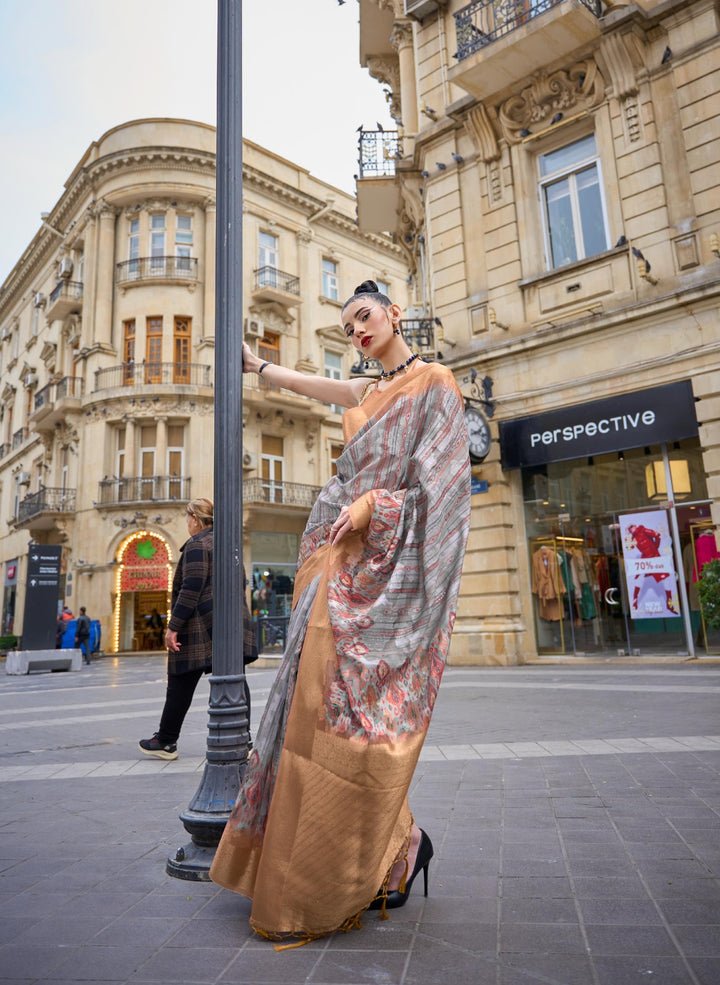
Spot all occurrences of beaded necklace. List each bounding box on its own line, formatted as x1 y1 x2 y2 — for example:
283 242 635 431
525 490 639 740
380 351 420 380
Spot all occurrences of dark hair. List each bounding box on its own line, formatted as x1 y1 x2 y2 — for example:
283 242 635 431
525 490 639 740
80 607 86 614
341 279 392 312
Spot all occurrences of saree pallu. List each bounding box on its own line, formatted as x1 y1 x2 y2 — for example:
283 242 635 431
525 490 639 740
210 362 471 939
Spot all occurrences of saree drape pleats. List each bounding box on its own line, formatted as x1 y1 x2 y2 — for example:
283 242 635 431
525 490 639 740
210 363 471 939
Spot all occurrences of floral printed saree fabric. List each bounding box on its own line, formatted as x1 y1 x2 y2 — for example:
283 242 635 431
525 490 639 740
210 362 471 940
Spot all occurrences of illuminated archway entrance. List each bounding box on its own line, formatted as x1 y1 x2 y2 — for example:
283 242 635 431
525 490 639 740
113 531 173 652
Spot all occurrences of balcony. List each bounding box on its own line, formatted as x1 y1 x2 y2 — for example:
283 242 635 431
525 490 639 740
116 255 199 287
243 478 321 510
94 361 213 391
356 129 402 235
401 319 442 359
31 376 83 430
450 0 604 100
12 426 29 450
251 267 301 307
97 475 191 506
46 280 83 321
13 487 76 531
0 444 7 461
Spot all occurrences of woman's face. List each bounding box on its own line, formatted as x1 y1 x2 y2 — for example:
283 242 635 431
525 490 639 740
342 298 399 357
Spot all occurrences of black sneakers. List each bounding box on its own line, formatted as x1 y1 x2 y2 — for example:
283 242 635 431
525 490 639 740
138 734 178 761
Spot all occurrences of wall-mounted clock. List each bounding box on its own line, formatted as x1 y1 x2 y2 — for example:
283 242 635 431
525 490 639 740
465 404 491 463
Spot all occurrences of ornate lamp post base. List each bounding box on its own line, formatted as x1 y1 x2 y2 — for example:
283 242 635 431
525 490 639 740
166 673 249 881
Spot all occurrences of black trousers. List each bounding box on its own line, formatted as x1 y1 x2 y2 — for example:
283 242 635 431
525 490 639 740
157 668 252 745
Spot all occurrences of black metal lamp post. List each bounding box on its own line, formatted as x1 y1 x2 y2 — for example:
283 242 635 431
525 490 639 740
167 0 247 880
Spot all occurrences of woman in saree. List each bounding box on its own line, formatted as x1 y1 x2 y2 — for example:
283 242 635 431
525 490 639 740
210 281 471 943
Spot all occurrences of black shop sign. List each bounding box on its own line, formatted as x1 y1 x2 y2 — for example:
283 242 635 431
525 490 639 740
499 380 698 470
22 545 62 650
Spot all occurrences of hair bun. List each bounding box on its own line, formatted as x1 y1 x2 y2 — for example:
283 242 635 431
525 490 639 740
354 279 379 296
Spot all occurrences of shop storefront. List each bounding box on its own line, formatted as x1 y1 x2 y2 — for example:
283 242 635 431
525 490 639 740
113 532 173 652
499 381 718 658
249 530 299 653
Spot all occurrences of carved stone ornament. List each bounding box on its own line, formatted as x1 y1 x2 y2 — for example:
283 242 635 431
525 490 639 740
465 103 500 162
366 56 402 122
498 61 605 144
390 20 414 52
599 32 643 101
396 180 424 277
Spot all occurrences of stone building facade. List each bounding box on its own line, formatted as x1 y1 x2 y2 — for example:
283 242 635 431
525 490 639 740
358 0 720 663
0 119 408 653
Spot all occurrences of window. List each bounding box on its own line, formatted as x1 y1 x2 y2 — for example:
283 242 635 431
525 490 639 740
173 317 191 383
258 331 280 389
140 425 156 499
128 218 140 277
150 214 166 271
32 306 40 338
330 442 344 478
167 424 185 499
258 231 279 288
176 215 193 271
376 279 390 297
116 427 126 480
322 259 339 301
324 350 343 414
261 434 284 503
145 317 163 383
539 134 609 269
123 320 136 385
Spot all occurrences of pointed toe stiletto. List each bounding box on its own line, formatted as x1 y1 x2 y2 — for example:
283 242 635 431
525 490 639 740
369 829 434 910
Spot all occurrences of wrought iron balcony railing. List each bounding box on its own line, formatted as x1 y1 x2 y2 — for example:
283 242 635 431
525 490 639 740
94 361 213 390
49 279 83 304
16 487 76 524
116 256 199 284
243 477 321 509
97 475 191 505
34 376 83 413
0 444 7 460
454 0 602 60
358 130 402 178
253 266 300 296
12 427 28 449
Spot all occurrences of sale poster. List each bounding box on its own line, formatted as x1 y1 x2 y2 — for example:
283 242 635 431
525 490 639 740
619 511 680 619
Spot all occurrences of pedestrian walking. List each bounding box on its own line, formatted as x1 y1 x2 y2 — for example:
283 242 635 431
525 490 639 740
138 498 214 761
210 280 471 944
75 607 92 664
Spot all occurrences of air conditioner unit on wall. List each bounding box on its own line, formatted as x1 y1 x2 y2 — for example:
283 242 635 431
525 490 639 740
0 327 10 341
58 257 74 278
17 472 31 485
33 293 46 308
24 373 38 388
244 317 263 338
242 451 258 470
404 0 447 21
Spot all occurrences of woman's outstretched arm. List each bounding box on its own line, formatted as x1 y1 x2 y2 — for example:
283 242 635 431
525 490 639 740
243 342 365 408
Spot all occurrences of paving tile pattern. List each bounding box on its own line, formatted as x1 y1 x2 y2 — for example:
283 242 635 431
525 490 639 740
0 659 719 983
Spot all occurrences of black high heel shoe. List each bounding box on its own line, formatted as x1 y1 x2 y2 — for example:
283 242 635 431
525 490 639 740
369 829 434 910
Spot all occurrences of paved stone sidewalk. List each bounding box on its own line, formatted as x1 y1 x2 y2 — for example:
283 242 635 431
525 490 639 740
1 660 719 984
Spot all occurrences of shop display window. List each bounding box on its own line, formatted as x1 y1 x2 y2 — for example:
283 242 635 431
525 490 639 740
522 439 713 656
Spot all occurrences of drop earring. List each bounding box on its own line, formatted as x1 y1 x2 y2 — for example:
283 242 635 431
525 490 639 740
393 324 401 335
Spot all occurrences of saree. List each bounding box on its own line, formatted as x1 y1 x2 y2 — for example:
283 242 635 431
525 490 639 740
209 361 471 940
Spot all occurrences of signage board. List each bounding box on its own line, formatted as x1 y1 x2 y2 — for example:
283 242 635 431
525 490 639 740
619 510 680 619
22 545 62 649
499 380 698 469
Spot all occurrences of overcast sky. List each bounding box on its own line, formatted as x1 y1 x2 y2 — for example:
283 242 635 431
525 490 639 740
0 0 393 284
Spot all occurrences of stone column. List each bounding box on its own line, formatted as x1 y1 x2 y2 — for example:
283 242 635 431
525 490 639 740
94 204 118 348
155 416 168 480
391 20 418 134
203 198 216 341
124 418 137 478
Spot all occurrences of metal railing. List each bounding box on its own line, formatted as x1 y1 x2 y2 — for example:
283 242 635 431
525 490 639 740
401 318 436 352
0 444 8 460
243 477 321 508
33 375 83 412
116 256 199 283
358 129 402 178
254 266 300 296
97 475 191 505
454 0 603 60
16 487 76 523
12 427 28 449
94 361 213 390
49 279 83 304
